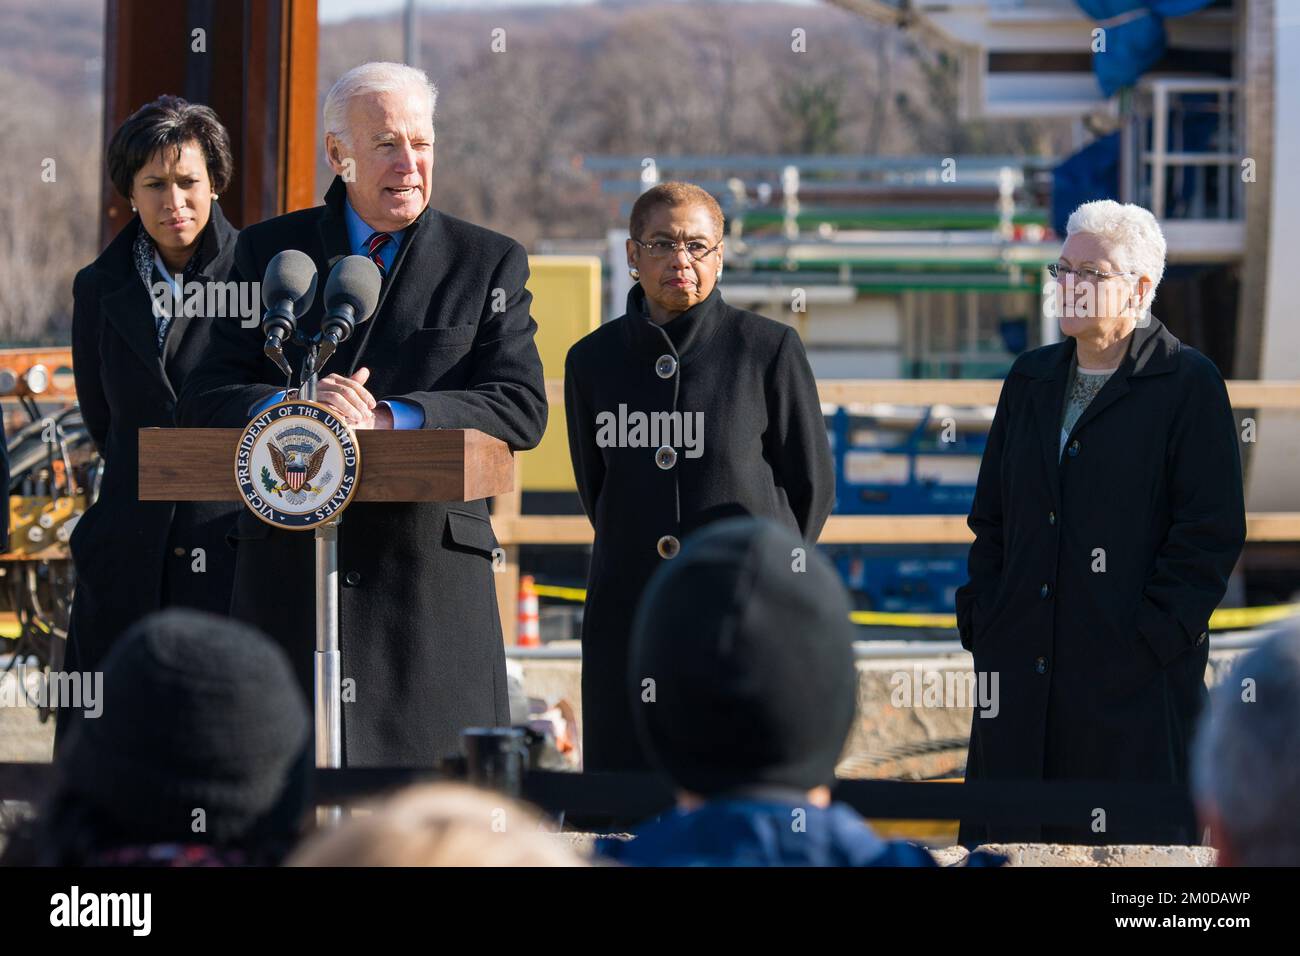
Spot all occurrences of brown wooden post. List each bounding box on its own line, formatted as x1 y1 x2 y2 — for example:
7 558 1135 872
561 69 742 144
491 454 525 645
101 0 318 245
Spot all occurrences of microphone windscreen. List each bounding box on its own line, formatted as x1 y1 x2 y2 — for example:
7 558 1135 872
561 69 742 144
261 249 319 314
324 255 383 325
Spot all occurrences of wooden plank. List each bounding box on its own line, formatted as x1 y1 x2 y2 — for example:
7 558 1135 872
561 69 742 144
544 378 1300 409
494 513 1300 546
138 428 514 503
1246 513 1300 542
280 0 318 215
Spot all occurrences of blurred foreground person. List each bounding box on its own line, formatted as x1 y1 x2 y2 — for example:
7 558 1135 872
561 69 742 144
286 783 587 867
2 610 310 867
1194 621 1300 866
596 518 934 867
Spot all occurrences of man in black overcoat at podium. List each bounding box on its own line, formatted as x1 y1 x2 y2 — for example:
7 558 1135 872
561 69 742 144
179 62 546 766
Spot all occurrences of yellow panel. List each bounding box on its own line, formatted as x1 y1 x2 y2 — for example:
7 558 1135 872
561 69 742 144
523 257 602 492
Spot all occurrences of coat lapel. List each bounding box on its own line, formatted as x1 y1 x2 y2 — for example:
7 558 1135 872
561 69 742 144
316 178 353 274
1063 363 1131 447
102 276 171 396
312 176 441 373
1064 317 1178 444
1027 341 1073 489
346 208 444 373
161 201 238 374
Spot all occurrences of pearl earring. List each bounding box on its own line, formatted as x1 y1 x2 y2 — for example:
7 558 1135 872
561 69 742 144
629 268 640 280
212 193 219 201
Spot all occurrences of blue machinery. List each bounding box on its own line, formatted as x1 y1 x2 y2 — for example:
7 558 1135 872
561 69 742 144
825 405 989 614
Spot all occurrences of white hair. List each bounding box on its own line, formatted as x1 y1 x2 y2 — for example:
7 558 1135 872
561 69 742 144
1193 621 1300 865
323 62 437 148
1064 200 1167 316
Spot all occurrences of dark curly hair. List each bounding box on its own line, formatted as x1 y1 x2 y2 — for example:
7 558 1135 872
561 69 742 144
106 94 233 201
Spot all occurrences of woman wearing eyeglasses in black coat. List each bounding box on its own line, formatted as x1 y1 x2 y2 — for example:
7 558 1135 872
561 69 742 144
564 182 835 773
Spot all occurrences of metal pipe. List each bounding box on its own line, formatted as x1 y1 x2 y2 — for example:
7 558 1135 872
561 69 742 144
315 519 342 769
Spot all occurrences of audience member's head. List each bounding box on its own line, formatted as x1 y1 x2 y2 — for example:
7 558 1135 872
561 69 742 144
1193 620 1300 866
3 609 310 866
285 783 587 866
629 517 857 805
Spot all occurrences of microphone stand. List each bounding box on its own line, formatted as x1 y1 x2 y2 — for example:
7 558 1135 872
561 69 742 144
293 333 344 788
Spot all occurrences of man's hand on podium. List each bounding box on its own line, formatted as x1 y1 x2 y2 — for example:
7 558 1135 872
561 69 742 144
316 367 393 430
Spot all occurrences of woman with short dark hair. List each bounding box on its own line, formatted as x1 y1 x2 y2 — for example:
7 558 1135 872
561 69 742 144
59 96 242 749
564 181 835 772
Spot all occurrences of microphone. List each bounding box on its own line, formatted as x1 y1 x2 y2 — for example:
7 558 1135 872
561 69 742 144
316 255 382 368
260 249 318 376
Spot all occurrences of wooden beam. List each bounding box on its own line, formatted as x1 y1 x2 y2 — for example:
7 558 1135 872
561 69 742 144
544 379 1300 409
494 513 1300 545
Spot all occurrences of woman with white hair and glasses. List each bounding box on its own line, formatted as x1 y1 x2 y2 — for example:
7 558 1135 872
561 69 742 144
955 200 1246 847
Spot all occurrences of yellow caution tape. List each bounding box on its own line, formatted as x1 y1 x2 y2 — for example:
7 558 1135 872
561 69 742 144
1207 603 1300 630
532 583 590 603
850 611 956 628
532 583 1300 632
7 588 1293 643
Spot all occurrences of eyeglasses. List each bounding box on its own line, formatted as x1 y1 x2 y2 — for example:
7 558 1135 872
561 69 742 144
631 237 722 261
1047 263 1138 282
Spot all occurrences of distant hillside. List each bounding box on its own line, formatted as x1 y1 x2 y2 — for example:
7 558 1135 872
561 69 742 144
0 0 102 343
0 0 1068 342
316 1 1071 243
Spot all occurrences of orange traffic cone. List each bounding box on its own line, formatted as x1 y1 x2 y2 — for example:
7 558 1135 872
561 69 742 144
517 575 541 647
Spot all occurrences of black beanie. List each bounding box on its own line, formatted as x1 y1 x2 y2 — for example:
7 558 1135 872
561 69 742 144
628 517 857 796
60 608 311 846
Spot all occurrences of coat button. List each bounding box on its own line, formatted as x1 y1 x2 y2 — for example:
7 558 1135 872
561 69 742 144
1048 511 1057 526
344 571 362 587
1035 656 1048 674
1040 583 1051 599
1067 439 1080 457
173 546 186 557
656 535 680 559
655 445 678 470
655 354 677 379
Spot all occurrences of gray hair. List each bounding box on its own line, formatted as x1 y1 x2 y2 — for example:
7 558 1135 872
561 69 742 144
1064 200 1166 317
1192 620 1300 865
323 62 437 148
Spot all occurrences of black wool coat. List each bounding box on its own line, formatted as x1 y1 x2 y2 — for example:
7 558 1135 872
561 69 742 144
63 204 242 684
177 177 547 766
955 317 1245 846
565 284 835 771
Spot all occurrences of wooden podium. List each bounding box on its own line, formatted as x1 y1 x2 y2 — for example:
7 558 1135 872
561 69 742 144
139 426 516 768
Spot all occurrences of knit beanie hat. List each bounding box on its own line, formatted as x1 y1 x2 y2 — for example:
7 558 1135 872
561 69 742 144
628 517 857 795
60 608 311 846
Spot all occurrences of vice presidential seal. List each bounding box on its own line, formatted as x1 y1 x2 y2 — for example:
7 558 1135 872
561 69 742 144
235 400 361 530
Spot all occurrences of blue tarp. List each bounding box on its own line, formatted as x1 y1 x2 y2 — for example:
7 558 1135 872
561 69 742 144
1051 131 1120 235
1051 95 1221 232
1074 0 1216 96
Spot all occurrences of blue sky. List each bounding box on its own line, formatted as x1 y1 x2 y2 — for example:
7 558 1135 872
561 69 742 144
319 0 815 23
